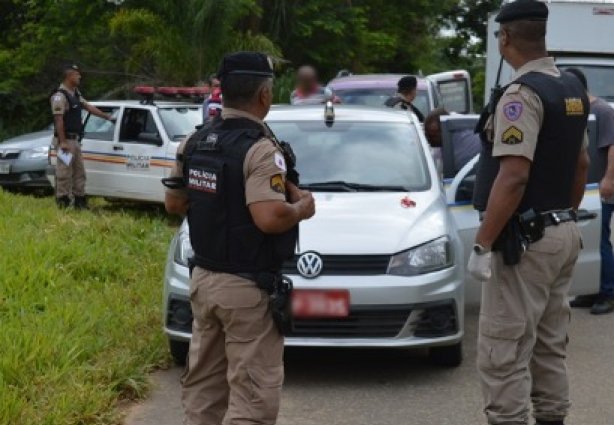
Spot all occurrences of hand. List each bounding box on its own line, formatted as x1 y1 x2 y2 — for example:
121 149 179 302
286 182 303 204
59 142 72 153
467 251 493 282
108 116 117 123
298 191 316 220
600 177 614 201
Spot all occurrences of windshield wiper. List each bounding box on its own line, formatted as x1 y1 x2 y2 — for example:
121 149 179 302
300 181 408 192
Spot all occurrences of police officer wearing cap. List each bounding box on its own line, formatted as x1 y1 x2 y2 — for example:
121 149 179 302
467 1 590 424
51 64 115 209
164 52 315 425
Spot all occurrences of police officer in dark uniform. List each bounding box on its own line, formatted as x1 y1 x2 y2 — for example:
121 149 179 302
384 76 425 122
164 52 315 425
51 64 115 208
467 1 590 424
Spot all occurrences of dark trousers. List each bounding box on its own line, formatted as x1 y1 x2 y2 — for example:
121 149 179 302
600 202 614 298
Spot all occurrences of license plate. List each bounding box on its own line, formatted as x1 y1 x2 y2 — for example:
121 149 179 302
0 162 10 174
292 290 350 318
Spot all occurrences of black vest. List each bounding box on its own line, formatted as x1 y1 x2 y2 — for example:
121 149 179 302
183 117 298 274
58 88 83 135
473 71 589 212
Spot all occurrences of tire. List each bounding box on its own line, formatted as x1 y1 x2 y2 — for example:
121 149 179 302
169 339 189 366
429 341 462 367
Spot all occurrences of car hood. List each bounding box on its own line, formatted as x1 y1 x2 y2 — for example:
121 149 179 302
1 130 53 150
298 191 448 255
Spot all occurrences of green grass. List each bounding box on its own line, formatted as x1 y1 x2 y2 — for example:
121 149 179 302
0 191 179 425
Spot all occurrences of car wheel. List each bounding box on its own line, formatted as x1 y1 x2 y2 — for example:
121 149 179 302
429 342 462 367
169 339 189 366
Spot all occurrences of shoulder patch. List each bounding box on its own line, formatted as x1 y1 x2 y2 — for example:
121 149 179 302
270 174 286 194
274 152 287 171
502 101 523 122
502 126 523 145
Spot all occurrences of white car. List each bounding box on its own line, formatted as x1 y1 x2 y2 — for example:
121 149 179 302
47 100 202 202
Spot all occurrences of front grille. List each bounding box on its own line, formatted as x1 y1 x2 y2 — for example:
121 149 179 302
282 254 390 276
0 152 19 160
289 306 412 338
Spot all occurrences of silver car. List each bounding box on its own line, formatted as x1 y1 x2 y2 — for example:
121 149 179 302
164 105 466 367
0 128 53 190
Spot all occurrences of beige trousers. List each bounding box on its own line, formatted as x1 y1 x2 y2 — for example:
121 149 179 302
181 267 284 425
54 138 86 198
477 222 582 425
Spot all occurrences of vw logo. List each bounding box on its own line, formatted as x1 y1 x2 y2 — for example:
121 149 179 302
297 252 323 278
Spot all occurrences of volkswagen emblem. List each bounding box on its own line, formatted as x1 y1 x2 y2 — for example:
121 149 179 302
296 252 323 278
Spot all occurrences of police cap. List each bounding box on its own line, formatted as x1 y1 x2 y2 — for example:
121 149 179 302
217 52 274 80
63 64 80 73
495 0 549 24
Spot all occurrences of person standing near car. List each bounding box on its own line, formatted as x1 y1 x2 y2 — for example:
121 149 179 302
566 67 614 315
385 75 425 122
164 51 315 425
468 1 590 425
51 64 115 209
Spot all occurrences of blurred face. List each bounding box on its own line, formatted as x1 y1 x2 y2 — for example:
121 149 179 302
496 26 512 64
425 119 442 147
65 70 81 87
255 79 274 118
297 67 318 91
210 78 221 89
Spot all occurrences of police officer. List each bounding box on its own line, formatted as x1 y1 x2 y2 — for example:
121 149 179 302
164 52 315 425
384 76 425 122
467 1 590 424
51 64 115 209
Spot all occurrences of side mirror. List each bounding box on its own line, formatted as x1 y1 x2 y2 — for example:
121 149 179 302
455 174 475 203
137 132 163 146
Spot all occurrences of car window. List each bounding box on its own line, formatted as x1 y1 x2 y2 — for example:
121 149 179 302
158 107 201 142
438 79 470 114
83 107 118 141
269 121 430 191
120 108 160 144
334 88 430 118
559 65 614 103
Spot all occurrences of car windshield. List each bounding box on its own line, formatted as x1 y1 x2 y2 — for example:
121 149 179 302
561 65 614 102
158 107 202 141
268 120 430 191
332 88 430 117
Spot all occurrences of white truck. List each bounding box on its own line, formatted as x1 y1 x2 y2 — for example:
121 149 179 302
486 0 614 107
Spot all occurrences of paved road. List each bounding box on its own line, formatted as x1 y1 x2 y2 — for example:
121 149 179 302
125 307 614 425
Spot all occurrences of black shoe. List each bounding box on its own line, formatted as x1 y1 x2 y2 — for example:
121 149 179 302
56 196 70 208
590 295 614 315
536 420 564 425
74 196 88 210
570 293 599 308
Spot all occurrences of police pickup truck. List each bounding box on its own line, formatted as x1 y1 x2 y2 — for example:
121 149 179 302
47 87 204 203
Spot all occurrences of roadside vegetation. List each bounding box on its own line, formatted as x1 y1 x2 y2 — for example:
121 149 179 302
0 191 177 425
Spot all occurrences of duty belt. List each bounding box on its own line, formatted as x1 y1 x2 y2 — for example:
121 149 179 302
541 209 577 227
65 132 81 140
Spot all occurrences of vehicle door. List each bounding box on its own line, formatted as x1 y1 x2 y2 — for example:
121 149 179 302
80 105 120 195
442 115 601 305
428 70 473 114
113 106 168 202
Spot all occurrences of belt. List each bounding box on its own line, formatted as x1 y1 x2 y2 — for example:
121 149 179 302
541 209 577 227
65 132 81 140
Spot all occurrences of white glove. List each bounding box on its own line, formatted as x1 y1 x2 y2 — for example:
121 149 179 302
467 251 492 282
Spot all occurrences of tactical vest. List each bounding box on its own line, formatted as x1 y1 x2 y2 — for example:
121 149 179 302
183 117 298 274
58 89 83 135
473 71 589 212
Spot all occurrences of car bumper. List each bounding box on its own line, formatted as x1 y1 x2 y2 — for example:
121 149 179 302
164 258 465 348
0 159 51 188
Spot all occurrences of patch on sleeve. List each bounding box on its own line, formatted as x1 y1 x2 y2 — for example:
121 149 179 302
274 152 287 171
503 101 523 122
565 98 585 116
501 126 523 145
270 174 286 194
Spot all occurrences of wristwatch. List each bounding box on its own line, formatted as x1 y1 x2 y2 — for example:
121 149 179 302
473 243 490 255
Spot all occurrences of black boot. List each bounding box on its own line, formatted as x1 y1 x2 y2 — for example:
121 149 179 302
56 196 70 208
74 196 88 210
536 420 564 425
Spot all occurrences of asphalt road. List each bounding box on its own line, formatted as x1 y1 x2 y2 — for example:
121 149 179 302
124 307 614 425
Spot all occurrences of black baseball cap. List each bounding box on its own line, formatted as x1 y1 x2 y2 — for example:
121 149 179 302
217 52 273 80
496 0 549 23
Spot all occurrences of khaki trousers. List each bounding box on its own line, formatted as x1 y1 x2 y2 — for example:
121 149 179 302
54 138 86 198
181 267 284 425
477 222 582 425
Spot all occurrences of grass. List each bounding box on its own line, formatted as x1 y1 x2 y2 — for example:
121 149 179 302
0 190 179 425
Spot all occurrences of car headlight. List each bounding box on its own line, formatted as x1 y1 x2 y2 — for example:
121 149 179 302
20 146 49 159
387 236 453 276
174 232 194 267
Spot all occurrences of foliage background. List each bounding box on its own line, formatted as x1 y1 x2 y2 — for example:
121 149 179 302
0 0 498 140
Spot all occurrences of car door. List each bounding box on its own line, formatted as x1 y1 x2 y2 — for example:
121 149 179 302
443 114 601 305
114 106 167 202
80 105 120 195
428 70 473 114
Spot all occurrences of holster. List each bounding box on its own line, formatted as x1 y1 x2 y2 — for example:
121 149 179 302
492 219 528 266
255 272 294 335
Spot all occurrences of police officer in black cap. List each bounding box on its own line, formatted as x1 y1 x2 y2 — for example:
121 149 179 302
467 1 590 424
164 52 315 425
